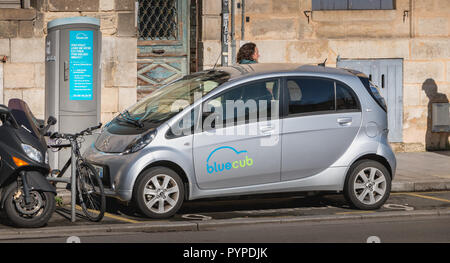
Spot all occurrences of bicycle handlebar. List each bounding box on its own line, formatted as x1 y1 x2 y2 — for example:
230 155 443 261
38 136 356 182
50 123 102 140
80 122 103 135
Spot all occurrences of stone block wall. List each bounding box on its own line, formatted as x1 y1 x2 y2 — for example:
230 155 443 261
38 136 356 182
201 0 450 151
0 0 137 124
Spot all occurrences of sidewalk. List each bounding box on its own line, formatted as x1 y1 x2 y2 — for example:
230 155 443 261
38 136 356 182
393 151 450 192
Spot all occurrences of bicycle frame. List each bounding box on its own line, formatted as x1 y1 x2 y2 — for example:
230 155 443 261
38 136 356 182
54 146 81 179
47 140 80 222
46 122 103 222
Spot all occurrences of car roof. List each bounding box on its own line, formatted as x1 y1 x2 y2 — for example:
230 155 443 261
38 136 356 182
209 63 357 81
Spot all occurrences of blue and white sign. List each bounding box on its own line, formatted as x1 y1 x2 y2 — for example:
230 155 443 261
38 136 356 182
69 31 93 100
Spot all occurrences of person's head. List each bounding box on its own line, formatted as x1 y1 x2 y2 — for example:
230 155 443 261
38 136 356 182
422 78 438 97
237 42 259 63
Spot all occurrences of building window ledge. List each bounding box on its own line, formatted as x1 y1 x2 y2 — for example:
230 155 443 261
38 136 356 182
312 10 398 23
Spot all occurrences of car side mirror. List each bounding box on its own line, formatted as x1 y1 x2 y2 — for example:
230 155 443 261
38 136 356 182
202 110 213 120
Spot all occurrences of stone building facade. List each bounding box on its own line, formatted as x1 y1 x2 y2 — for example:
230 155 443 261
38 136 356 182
201 0 450 151
0 0 449 151
0 0 137 124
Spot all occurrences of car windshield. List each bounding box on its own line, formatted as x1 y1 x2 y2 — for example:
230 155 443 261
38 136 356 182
122 71 230 125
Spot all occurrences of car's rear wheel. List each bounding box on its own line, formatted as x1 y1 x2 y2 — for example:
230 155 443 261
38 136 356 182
133 167 184 219
344 160 391 210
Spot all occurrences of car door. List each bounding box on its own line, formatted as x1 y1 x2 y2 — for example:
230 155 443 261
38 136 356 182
281 77 362 181
193 78 282 190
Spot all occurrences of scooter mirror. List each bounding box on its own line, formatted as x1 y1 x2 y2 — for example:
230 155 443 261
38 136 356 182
47 116 57 126
0 104 10 114
40 116 57 136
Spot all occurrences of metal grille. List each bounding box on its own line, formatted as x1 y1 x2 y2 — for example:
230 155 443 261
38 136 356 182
138 0 178 41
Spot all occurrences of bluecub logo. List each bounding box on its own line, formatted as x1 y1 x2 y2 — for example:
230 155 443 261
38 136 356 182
206 146 253 174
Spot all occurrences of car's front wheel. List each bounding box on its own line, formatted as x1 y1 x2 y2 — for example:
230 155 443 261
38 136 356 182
134 167 184 218
344 160 391 210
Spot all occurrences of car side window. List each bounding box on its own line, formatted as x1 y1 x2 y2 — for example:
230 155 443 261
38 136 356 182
204 79 280 128
286 78 335 115
336 82 359 111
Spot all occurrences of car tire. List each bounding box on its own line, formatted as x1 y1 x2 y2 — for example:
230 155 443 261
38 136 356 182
344 160 391 210
133 167 184 219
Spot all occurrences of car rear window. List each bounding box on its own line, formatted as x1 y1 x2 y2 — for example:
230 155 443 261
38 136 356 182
358 76 387 112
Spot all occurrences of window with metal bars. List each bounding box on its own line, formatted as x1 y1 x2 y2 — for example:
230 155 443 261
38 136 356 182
138 0 179 41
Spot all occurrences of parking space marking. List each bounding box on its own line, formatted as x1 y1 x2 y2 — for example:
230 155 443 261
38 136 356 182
391 190 450 195
402 193 450 204
74 205 140 224
103 212 140 224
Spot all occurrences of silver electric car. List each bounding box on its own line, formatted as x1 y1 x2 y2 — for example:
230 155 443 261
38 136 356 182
84 63 396 218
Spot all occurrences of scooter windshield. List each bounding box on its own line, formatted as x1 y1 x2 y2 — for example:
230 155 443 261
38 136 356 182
8 99 43 139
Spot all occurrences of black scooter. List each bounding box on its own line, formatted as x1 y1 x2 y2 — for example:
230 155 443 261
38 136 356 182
0 99 57 228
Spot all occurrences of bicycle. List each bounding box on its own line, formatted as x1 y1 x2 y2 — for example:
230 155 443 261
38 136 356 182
48 123 106 222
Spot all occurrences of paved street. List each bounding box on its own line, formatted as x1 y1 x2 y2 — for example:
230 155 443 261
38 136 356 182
10 215 449 243
0 190 449 242
2 151 450 241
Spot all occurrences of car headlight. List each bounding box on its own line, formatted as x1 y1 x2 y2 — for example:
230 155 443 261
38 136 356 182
21 144 43 163
123 130 156 154
45 151 49 164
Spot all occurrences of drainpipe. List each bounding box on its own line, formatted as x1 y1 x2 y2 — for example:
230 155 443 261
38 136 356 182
221 0 229 66
0 56 5 104
409 0 414 38
241 0 245 40
231 0 236 65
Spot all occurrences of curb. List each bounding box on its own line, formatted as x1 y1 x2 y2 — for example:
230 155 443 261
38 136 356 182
0 221 198 240
392 181 450 192
0 208 449 241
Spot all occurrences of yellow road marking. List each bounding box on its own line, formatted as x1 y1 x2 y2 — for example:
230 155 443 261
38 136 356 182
402 193 450 203
103 212 140 224
72 205 140 224
391 190 450 195
335 211 376 215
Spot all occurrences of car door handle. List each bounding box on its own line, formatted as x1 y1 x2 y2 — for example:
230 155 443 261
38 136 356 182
152 49 165 55
260 126 275 134
337 117 352 126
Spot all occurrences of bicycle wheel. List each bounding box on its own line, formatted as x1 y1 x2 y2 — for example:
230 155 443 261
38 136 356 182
76 161 106 222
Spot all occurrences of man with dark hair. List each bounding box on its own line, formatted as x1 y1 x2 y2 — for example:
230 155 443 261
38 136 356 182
237 42 259 64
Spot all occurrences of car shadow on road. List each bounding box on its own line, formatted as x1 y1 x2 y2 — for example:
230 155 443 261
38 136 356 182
104 193 351 220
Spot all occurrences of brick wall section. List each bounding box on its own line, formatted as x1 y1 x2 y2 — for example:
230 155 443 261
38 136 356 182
0 0 137 124
201 0 450 151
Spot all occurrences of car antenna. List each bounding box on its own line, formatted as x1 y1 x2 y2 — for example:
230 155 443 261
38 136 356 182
318 58 327 67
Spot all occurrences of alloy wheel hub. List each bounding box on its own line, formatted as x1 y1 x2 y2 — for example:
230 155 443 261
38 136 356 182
157 189 166 199
354 167 387 205
143 174 180 214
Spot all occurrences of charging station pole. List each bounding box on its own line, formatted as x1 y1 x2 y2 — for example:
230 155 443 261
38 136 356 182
45 17 102 222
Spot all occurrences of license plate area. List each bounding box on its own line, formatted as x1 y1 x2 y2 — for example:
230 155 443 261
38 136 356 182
93 165 104 179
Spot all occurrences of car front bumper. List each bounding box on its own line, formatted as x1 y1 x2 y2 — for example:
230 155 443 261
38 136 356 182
83 144 153 202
